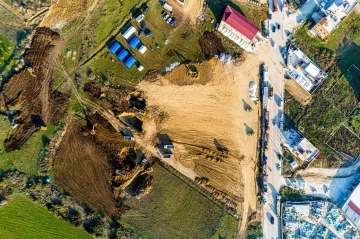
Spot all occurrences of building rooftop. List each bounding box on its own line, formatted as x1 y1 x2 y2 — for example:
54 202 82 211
287 47 327 92
342 183 360 229
221 6 259 40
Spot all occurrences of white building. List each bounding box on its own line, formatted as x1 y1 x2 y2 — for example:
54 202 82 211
311 0 357 39
217 6 262 52
342 183 360 229
287 47 328 93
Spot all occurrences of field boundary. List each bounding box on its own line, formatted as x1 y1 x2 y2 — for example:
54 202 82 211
158 161 239 218
326 123 360 163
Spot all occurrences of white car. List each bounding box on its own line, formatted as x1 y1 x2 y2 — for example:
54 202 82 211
273 42 277 48
249 81 257 101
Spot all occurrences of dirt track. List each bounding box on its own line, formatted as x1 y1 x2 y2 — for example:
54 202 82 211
285 79 312 105
139 53 262 234
169 0 203 25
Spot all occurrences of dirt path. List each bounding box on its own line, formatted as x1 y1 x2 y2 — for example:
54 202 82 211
169 0 203 25
0 0 25 21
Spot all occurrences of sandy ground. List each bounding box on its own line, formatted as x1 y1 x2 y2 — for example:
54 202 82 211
169 0 203 25
288 158 360 206
139 52 263 236
39 0 86 30
285 79 312 105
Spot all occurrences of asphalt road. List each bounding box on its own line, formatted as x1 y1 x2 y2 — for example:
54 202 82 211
262 1 289 239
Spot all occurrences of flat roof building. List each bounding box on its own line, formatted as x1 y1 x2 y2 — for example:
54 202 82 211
342 183 360 229
122 25 137 40
311 0 357 39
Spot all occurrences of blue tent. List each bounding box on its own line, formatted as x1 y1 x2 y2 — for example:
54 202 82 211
116 49 129 62
128 37 141 49
124 56 136 68
109 41 121 54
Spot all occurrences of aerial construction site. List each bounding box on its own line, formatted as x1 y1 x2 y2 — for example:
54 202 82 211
0 0 275 238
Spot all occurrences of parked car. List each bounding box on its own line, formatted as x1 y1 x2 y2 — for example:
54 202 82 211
270 215 274 224
141 22 146 31
142 5 149 13
277 23 281 29
269 13 272 19
163 13 170 20
170 18 177 26
272 25 276 32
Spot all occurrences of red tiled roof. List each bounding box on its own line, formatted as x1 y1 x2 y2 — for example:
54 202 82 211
349 201 360 216
221 6 259 40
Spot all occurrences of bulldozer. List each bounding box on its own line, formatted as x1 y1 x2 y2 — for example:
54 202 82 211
187 64 199 78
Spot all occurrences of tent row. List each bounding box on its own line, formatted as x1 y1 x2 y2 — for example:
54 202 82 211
108 41 143 71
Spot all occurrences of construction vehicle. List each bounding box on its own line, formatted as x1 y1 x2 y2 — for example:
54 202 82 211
269 85 274 99
276 195 282 217
187 64 199 78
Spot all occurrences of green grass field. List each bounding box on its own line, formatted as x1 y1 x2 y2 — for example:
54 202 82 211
121 164 238 239
0 121 59 175
0 195 91 239
86 0 202 86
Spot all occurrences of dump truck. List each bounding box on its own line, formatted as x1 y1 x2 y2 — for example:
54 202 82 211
276 195 281 217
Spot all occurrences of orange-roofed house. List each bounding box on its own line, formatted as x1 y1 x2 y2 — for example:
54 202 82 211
218 6 261 52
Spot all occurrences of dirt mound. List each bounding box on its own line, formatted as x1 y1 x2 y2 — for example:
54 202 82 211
40 0 86 30
199 31 226 58
53 119 120 217
1 27 62 152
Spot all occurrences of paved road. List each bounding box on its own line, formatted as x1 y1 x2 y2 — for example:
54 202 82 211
262 1 290 238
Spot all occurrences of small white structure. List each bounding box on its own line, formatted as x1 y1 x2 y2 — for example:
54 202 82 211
249 81 257 101
136 14 145 23
290 161 298 169
138 45 147 54
342 183 360 229
137 65 144 72
283 129 319 162
122 25 137 40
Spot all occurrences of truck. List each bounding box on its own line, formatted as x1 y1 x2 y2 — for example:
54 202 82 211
161 2 173 12
269 85 274 99
263 86 269 107
274 0 278 12
276 195 281 217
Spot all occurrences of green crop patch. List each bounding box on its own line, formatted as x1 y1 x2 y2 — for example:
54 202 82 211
327 67 360 116
326 124 360 160
0 195 91 239
121 164 238 239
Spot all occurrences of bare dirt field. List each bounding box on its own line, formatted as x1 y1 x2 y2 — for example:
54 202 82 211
40 0 86 30
169 0 204 25
285 79 312 106
53 118 120 217
0 27 68 151
138 53 261 234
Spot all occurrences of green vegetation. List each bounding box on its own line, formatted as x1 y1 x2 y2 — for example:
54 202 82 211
121 165 238 239
294 12 360 72
0 195 91 239
0 35 12 66
286 12 360 164
87 0 202 86
327 124 360 159
247 221 263 239
280 186 304 201
0 122 59 175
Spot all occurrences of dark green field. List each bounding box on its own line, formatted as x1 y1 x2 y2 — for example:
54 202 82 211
121 165 238 239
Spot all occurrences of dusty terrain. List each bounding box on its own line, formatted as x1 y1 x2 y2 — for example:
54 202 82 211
139 53 262 234
39 0 86 30
53 118 120 217
0 27 68 151
285 79 312 105
169 0 204 25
